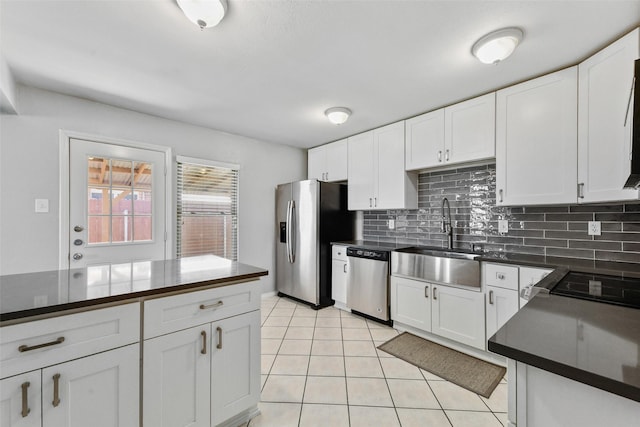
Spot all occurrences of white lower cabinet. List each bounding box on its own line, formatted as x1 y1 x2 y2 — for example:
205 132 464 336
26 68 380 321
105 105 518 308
485 286 519 340
1 371 41 427
331 245 349 309
390 277 485 350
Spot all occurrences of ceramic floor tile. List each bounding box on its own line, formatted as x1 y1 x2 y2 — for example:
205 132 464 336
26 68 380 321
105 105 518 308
342 328 372 341
313 327 342 340
293 307 317 318
248 402 301 427
270 355 310 375
480 383 508 412
429 381 489 411
375 341 395 358
343 340 377 357
341 317 368 328
420 368 446 381
275 300 299 309
395 408 452 427
307 355 345 376
370 327 400 341
261 354 276 374
346 377 393 407
261 375 267 390
303 376 348 404
314 317 341 328
270 308 295 317
379 357 424 379
344 356 384 378
289 316 316 327
310 340 343 356
366 319 387 329
261 339 282 355
285 327 315 340
263 316 291 327
261 326 287 339
260 375 306 403
386 379 440 409
316 307 341 317
348 405 400 427
299 404 349 427
494 412 508 426
278 339 312 355
445 410 504 427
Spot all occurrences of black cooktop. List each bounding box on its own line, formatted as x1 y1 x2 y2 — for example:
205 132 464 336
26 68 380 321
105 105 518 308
551 271 640 309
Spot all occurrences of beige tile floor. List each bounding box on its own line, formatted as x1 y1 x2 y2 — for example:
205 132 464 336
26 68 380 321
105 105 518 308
249 295 507 427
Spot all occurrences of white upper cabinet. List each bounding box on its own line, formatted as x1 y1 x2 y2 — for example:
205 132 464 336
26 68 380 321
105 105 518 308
348 122 417 210
308 138 348 182
496 67 578 206
578 28 640 203
405 93 496 171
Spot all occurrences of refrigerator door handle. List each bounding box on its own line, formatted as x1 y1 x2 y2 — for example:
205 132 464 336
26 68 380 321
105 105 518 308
286 201 292 263
289 200 296 263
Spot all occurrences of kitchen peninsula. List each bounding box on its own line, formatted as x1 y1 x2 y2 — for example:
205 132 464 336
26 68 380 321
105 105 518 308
0 255 268 427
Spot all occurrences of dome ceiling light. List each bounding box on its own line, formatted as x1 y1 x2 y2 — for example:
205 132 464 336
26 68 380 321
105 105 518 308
324 107 352 125
472 28 524 64
177 0 228 29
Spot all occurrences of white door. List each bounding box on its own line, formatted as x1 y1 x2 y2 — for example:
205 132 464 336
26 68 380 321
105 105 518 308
143 325 211 427
0 371 41 427
325 139 348 182
42 344 139 427
347 131 375 210
375 122 406 209
331 259 348 307
211 311 260 427
390 276 431 331
405 109 445 170
486 286 519 339
445 92 496 165
69 138 166 267
307 146 326 181
431 285 485 350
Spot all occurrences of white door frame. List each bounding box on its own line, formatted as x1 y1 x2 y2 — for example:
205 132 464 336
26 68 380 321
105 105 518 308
59 130 173 269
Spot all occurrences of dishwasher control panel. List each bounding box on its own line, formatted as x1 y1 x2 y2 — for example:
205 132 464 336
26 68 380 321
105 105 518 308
346 247 389 261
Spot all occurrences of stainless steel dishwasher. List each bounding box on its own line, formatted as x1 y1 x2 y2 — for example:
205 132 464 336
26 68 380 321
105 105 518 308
346 247 390 324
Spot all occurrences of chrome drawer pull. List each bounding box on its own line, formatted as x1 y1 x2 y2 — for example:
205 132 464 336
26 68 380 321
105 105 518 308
201 331 207 355
19 337 65 352
433 287 437 300
496 273 505 280
216 326 223 349
200 301 224 310
52 374 61 407
424 286 429 298
21 382 30 417
489 290 494 305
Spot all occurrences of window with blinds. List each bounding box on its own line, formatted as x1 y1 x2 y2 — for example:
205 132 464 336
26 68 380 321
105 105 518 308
176 157 239 261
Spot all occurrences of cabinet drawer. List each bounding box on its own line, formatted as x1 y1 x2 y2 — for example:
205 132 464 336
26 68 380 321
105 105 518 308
144 281 261 339
1 303 140 379
484 263 519 291
332 245 348 262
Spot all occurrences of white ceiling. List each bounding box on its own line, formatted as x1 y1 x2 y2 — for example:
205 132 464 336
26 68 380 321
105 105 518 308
1 1 639 149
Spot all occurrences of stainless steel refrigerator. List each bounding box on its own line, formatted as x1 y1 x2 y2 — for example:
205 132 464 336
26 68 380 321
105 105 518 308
276 180 355 308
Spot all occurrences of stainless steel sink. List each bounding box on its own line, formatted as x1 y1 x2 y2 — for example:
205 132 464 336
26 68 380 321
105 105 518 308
391 246 480 289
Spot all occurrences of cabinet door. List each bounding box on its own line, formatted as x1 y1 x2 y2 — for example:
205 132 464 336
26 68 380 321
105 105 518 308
445 92 496 165
578 28 639 203
486 286 519 340
42 344 138 427
405 109 445 170
390 276 431 331
496 67 578 206
331 259 348 307
0 371 41 427
143 326 211 427
348 131 375 210
211 311 260 427
325 139 348 182
431 285 485 350
307 146 326 181
376 121 412 209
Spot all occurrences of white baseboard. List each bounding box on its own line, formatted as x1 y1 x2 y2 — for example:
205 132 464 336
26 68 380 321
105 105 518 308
261 291 278 298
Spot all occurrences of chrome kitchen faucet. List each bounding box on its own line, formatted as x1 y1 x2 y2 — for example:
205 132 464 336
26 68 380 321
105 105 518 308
442 197 453 250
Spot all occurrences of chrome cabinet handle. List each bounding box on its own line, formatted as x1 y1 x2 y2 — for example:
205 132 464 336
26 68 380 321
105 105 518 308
424 286 429 298
445 149 450 161
498 189 504 203
437 150 442 162
52 374 61 407
374 197 377 207
216 326 223 349
19 337 65 352
433 287 437 300
200 301 224 310
496 273 505 280
201 331 207 355
343 263 347 273
489 290 494 305
369 198 372 208
325 172 329 181
578 183 585 199
21 382 30 418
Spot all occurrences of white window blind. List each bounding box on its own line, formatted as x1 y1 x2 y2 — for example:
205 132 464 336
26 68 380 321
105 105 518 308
176 157 239 260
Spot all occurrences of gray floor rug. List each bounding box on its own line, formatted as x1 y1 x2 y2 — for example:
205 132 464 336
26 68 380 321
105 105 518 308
377 332 505 398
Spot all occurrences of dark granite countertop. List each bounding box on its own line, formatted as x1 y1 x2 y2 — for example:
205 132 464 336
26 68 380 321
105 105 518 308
0 255 268 323
489 274 640 402
332 240 416 252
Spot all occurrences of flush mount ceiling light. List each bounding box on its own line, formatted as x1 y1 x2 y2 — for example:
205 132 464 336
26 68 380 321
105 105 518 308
177 0 228 29
472 28 524 64
324 107 352 125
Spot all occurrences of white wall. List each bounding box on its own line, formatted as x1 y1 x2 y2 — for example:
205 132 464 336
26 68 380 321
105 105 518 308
0 85 306 293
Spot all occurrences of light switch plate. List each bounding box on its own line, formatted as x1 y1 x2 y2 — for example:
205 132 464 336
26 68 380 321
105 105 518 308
588 221 601 236
498 219 509 234
35 199 49 213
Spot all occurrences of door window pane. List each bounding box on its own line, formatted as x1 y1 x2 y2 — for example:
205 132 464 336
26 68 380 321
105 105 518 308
133 216 152 241
88 216 110 244
112 216 133 243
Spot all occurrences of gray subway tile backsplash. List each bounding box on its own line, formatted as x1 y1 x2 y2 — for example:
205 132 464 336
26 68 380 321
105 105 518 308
361 164 640 264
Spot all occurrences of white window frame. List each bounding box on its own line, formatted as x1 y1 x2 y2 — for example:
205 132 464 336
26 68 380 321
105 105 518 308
175 155 240 260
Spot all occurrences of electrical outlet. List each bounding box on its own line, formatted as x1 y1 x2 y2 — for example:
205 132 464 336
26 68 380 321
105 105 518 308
388 219 395 230
588 221 601 236
35 199 49 213
498 219 509 234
